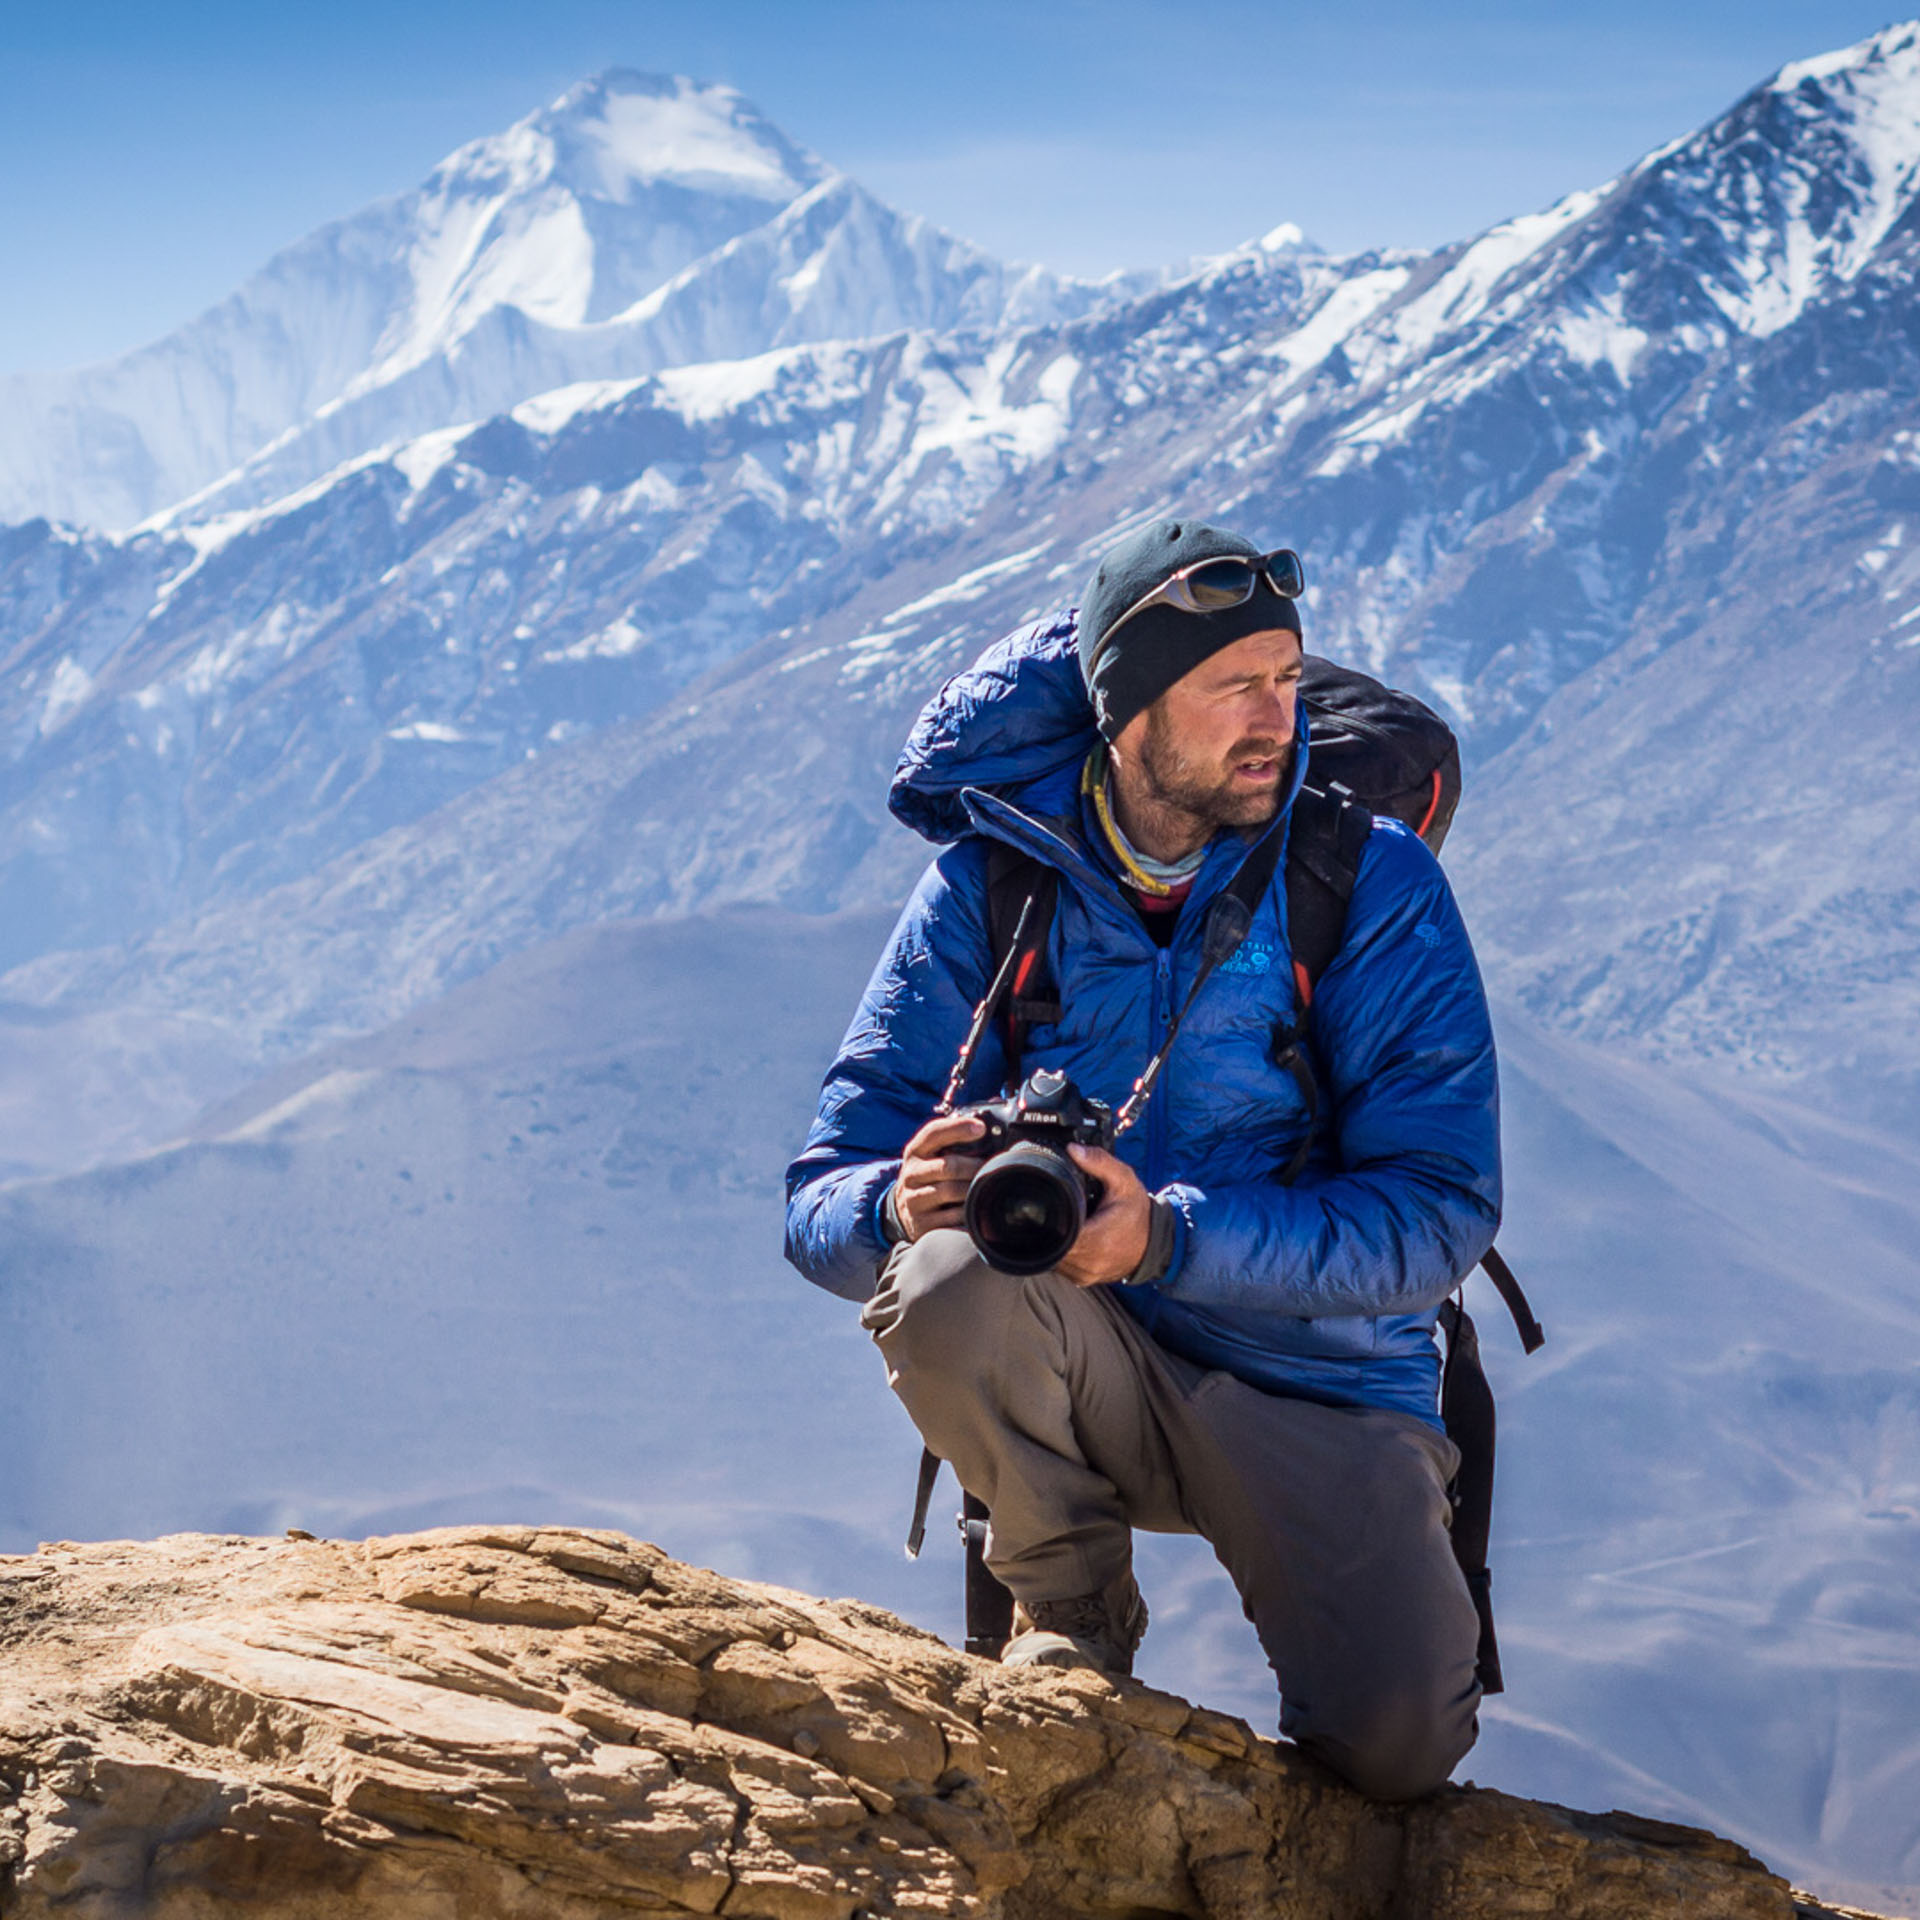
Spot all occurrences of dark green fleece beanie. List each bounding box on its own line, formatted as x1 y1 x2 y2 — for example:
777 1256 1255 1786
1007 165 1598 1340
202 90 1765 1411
1079 518 1302 741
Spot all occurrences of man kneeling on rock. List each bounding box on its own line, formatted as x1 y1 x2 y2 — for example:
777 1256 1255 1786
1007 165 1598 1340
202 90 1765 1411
784 519 1500 1801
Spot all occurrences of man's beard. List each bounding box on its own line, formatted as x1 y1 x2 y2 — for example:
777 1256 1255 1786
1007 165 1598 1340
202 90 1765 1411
1137 706 1294 833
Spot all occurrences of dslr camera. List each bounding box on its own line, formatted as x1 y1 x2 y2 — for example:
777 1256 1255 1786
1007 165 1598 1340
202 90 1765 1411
956 1068 1116 1274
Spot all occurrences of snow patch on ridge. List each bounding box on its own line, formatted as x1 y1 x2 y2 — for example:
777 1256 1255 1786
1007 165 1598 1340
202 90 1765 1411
1771 19 1920 93
879 542 1055 625
539 616 647 664
391 424 475 492
37 658 94 736
655 347 831 422
387 721 473 744
1556 308 1650 382
905 344 1081 479
1264 267 1411 379
576 80 814 200
1390 187 1606 359
1258 221 1307 252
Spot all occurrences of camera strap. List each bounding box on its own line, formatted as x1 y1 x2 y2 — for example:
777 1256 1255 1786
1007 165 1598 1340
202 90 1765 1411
936 891 1041 1115
1113 811 1291 1134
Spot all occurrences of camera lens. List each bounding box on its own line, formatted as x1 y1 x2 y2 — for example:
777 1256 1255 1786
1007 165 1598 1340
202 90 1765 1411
965 1140 1088 1275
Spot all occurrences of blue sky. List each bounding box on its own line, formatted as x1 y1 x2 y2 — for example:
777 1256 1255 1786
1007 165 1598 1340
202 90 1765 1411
0 0 1905 375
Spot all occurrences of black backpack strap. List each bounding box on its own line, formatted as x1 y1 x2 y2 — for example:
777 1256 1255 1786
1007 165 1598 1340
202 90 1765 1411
1282 781 1375 1010
905 1445 943 1560
1478 1245 1545 1354
1437 1263 1544 1698
1437 1296 1504 1695
985 843 1060 1075
1269 783 1372 1184
903 1451 1017 1658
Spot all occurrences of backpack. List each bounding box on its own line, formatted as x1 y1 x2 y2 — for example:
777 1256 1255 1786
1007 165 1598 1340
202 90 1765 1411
909 654 1542 1695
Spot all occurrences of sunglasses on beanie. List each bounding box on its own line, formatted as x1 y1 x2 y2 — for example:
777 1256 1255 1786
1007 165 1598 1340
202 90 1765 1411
1094 548 1307 663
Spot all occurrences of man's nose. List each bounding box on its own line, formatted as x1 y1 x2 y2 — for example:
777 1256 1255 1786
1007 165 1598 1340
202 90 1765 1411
1252 684 1297 735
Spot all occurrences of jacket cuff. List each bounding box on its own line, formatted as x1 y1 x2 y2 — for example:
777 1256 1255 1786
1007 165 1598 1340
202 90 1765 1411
1121 1195 1177 1287
879 1178 909 1247
861 1162 905 1252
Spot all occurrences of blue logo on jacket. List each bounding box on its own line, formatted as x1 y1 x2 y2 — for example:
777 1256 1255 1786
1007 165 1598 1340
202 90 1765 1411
1219 939 1276 977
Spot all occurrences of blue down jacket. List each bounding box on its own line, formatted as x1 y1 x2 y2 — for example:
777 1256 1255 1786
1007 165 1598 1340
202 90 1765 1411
784 615 1501 1425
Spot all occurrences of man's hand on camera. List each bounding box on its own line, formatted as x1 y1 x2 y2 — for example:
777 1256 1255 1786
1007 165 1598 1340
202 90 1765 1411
1057 1143 1152 1286
889 1112 987 1242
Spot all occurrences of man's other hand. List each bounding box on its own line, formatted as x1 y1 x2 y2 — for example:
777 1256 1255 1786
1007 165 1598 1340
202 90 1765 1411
891 1112 987 1241
1056 1143 1152 1286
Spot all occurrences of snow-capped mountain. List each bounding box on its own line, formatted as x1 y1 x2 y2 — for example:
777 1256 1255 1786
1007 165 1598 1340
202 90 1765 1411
1 26 1918 1907
0 71 1117 532
6 25 1920 1118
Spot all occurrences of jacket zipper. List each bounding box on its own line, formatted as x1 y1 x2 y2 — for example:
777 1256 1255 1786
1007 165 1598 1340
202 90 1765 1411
1146 947 1173 1189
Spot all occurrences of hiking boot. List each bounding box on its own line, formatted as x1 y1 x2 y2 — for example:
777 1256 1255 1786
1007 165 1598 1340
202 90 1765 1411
1002 1572 1148 1678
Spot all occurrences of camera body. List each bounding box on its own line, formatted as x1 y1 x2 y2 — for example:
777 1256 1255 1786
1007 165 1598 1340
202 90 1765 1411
956 1068 1116 1274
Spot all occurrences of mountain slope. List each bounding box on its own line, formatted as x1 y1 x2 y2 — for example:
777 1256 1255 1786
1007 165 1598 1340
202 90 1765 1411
0 325 1133 975
6 28 1920 1117
1 914 1913 1910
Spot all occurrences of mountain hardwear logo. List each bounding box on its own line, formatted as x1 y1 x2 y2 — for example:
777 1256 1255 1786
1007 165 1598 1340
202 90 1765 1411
1220 939 1276 976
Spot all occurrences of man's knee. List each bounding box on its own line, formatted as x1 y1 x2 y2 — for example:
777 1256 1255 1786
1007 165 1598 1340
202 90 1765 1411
861 1230 1010 1360
1287 1682 1479 1802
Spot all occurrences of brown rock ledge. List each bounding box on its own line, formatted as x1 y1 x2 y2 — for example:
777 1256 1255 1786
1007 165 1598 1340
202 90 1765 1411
0 1525 1890 1919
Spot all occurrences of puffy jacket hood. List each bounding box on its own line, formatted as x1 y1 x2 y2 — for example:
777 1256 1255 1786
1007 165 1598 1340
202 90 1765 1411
889 615 1096 843
889 609 1313 845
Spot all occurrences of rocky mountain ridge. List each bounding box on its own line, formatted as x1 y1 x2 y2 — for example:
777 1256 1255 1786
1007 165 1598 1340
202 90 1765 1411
0 1524 1887 1919
3 25 1919 1126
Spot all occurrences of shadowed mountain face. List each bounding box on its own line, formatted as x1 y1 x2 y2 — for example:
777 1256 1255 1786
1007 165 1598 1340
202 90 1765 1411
2 25 1918 1119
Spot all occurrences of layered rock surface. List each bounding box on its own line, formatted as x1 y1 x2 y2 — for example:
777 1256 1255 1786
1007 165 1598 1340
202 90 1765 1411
0 1526 1883 1919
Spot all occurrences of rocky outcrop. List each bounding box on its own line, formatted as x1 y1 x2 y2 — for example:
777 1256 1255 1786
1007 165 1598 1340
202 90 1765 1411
0 1526 1889 1919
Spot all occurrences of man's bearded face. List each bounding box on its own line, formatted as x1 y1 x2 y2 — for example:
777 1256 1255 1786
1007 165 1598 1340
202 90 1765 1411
1138 701 1295 830
1124 628 1304 832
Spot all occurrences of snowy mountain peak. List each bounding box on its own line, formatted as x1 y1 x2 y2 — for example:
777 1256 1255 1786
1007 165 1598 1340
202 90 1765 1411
436 69 828 210
1616 17 1920 337
1770 16 1920 95
1256 221 1311 253
390 72 835 345
0 68 1100 529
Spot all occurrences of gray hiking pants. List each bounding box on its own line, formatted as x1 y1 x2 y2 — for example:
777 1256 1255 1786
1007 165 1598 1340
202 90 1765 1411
861 1231 1482 1801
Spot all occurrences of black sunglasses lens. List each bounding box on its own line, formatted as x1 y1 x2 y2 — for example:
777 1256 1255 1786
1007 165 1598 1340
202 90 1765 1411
1264 550 1305 598
1183 558 1257 609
